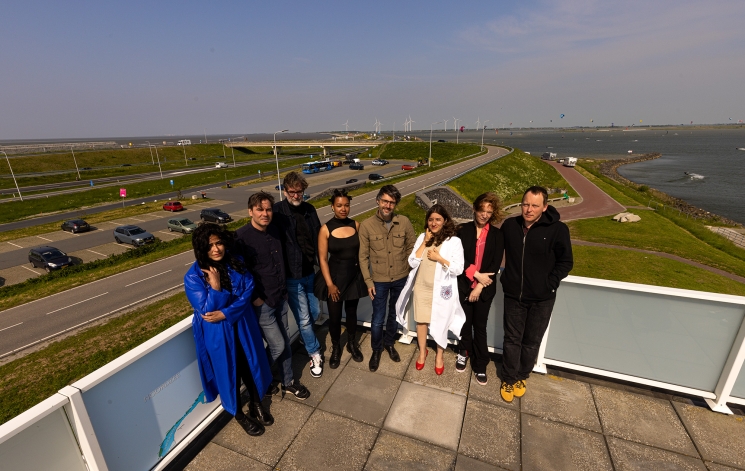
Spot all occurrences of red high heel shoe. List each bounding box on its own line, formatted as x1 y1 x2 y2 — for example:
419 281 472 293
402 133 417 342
416 350 428 370
435 360 444 376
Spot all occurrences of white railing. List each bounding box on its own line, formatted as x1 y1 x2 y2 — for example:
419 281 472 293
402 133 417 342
2 275 745 470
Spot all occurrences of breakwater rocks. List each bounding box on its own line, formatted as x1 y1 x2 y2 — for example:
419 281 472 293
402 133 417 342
415 186 473 220
600 153 742 227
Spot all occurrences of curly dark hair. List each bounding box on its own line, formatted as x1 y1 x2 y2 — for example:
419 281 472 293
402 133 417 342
423 204 456 247
191 223 246 292
473 192 504 225
328 188 352 204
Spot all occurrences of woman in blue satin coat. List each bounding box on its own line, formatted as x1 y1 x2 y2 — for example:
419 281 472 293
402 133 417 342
184 223 273 436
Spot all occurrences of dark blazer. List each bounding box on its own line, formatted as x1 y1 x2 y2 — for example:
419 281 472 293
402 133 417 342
272 199 322 279
456 221 505 302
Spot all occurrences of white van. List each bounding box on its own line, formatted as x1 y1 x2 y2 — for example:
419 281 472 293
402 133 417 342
215 162 228 168
177 140 192 146
563 157 577 167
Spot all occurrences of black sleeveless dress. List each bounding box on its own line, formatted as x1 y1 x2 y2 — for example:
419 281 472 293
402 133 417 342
314 217 368 301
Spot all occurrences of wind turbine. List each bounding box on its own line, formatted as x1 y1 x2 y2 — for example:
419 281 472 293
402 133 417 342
443 119 449 131
343 120 349 133
408 116 415 132
475 117 481 130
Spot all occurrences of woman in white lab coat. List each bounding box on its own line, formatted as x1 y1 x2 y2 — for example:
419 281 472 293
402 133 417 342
396 204 466 375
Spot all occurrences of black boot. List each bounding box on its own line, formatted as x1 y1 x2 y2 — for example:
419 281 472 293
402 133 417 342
329 342 342 369
346 338 364 363
235 414 265 436
384 345 401 362
249 401 274 426
369 350 382 372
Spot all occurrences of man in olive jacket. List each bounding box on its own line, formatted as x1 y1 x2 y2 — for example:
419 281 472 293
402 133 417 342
499 186 573 403
359 185 417 372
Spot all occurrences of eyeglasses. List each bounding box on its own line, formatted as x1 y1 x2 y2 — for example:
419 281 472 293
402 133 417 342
379 198 397 207
285 189 304 196
520 203 543 210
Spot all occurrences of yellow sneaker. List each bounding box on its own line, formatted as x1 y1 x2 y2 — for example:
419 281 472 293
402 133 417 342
513 380 526 398
500 382 514 403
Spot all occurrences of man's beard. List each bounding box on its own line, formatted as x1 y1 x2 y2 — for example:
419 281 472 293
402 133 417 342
287 198 302 206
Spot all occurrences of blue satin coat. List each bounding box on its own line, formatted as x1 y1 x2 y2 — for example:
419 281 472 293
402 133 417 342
184 261 272 416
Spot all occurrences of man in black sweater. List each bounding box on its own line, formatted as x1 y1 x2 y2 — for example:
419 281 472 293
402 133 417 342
499 186 573 403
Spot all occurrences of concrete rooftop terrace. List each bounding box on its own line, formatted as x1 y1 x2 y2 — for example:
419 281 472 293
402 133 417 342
171 327 745 471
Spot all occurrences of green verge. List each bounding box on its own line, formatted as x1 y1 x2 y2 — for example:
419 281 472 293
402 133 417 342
447 149 578 205
0 156 309 225
0 291 193 426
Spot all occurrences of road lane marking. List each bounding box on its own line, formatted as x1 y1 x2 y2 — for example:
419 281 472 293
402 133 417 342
7 242 23 248
22 266 41 274
36 236 53 242
128 217 145 222
159 230 180 236
125 270 172 287
87 249 107 257
0 322 23 332
46 292 109 315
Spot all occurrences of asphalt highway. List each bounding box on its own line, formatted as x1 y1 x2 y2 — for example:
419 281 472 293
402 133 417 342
0 146 508 358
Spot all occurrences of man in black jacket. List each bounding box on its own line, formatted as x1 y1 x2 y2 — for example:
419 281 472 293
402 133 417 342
499 186 573 403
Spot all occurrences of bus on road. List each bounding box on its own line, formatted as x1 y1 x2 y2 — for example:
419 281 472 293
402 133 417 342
302 161 333 174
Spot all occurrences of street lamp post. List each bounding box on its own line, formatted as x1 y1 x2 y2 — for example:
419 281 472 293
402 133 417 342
480 120 490 151
454 119 460 144
151 145 163 179
2 151 22 201
230 146 236 168
182 143 188 166
274 129 288 200
429 121 442 167
146 141 154 164
70 145 81 180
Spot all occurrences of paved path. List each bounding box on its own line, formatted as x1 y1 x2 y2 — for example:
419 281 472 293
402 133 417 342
173 327 745 471
547 161 625 221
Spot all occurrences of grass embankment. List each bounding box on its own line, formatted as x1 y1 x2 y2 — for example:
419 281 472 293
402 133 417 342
310 143 485 209
447 150 578 205
0 292 193 426
0 144 317 189
0 156 309 225
353 194 428 231
0 198 209 244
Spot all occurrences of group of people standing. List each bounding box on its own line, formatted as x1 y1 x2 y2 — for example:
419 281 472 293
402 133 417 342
183 171 573 436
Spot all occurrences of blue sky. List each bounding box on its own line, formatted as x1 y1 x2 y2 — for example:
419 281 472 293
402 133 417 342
1 0 743 139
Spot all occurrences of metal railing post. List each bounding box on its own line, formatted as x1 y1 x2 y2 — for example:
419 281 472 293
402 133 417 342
533 318 552 374
705 312 745 414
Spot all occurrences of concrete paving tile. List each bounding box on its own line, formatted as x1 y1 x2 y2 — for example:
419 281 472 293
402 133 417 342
287 350 344 407
212 398 313 467
277 409 379 471
458 398 520 471
319 367 400 427
364 430 456 471
384 381 467 451
593 385 697 456
522 413 613 471
607 437 708 471
520 374 602 432
673 402 745 469
184 442 270 471
466 370 520 410
403 346 471 396
348 334 416 379
455 454 509 471
705 462 744 471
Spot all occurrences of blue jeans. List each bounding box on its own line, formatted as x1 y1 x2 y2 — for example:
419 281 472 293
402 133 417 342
256 302 294 387
286 273 321 356
371 277 406 351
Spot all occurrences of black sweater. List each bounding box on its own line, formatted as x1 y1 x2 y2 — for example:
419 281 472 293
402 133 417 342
499 205 573 303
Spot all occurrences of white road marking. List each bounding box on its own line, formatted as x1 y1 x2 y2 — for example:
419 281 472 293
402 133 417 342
128 217 145 222
7 242 23 248
36 236 53 242
86 249 107 257
125 270 172 287
0 322 23 332
185 261 194 265
46 292 109 315
159 230 180 236
22 266 41 274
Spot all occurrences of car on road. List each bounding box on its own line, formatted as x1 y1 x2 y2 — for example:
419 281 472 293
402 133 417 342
28 246 74 272
61 219 90 233
401 164 416 170
200 208 232 224
349 162 364 170
345 178 358 184
167 218 198 234
121 164 132 167
437 139 446 143
114 225 156 246
368 173 384 181
371 159 388 166
215 162 228 168
163 201 184 212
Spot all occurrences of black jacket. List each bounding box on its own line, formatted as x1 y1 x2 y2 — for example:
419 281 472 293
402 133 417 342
500 205 573 303
272 199 322 279
456 222 504 302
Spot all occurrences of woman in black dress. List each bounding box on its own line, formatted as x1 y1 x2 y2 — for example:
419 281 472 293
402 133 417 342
315 189 367 368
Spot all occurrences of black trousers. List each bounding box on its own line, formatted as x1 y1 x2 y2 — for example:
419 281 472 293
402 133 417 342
458 296 492 374
234 325 259 418
500 297 555 385
328 298 359 343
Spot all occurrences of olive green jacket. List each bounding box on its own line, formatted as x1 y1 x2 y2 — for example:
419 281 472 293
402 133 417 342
358 211 417 288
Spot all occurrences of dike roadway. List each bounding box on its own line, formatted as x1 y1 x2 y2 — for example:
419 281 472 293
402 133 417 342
0 146 509 360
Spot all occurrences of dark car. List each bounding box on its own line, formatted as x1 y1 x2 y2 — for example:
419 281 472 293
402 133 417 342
200 208 232 224
346 178 358 184
163 201 184 212
114 225 156 246
121 164 132 167
61 219 90 233
349 162 364 170
28 246 73 272
437 139 446 142
368 173 384 181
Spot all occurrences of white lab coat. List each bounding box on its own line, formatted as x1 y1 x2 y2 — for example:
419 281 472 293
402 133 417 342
395 233 466 348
